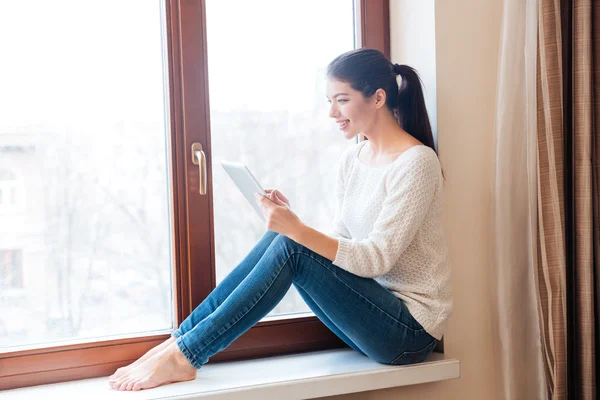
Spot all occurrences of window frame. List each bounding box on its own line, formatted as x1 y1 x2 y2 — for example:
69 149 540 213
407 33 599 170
0 0 389 390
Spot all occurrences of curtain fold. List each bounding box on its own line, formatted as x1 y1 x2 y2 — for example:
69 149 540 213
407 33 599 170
536 0 598 397
490 0 545 398
536 0 568 397
593 0 600 394
571 0 595 398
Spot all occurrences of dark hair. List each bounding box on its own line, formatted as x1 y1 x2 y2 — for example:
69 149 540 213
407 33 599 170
327 48 445 179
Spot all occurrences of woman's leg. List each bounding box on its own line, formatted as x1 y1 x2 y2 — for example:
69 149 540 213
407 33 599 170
172 230 279 338
110 235 440 391
290 244 438 365
170 230 366 357
109 230 279 382
293 285 366 356
173 235 437 369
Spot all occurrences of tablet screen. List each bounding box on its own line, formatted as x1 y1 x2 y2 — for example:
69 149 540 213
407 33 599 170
220 161 267 222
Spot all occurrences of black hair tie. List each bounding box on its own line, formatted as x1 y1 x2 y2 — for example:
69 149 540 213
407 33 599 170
393 63 404 76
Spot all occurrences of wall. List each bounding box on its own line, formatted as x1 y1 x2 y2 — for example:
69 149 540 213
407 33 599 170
324 0 504 398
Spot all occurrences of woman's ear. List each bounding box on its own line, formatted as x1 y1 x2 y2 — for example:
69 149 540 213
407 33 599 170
374 88 387 109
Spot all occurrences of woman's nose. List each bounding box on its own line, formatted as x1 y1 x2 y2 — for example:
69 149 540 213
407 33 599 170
328 104 338 119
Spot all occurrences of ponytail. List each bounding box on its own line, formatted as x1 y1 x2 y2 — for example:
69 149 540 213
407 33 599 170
393 64 445 180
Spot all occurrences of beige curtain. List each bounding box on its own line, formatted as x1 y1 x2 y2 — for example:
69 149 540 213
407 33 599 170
490 0 546 398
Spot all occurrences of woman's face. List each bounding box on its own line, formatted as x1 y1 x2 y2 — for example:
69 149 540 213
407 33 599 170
326 79 376 140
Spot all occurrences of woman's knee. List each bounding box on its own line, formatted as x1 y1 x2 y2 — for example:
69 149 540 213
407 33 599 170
270 234 300 251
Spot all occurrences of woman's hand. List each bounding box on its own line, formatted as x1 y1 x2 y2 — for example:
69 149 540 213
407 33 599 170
254 189 303 238
264 189 290 207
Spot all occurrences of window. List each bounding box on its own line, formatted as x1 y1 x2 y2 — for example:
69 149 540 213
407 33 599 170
0 0 390 390
1 0 174 351
207 1 355 318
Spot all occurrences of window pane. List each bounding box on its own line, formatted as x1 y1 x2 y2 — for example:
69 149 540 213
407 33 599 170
0 1 174 351
206 0 356 319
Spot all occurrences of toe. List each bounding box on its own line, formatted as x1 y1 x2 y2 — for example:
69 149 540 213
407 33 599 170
120 375 133 387
118 378 131 391
132 381 143 391
126 379 137 391
112 377 125 390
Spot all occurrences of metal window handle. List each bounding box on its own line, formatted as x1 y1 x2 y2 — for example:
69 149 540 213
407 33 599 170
191 142 207 195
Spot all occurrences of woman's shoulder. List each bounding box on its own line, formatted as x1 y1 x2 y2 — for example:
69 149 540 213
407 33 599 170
387 146 443 186
391 145 440 171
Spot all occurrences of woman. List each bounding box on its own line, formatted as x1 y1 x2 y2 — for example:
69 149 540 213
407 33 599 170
108 48 453 391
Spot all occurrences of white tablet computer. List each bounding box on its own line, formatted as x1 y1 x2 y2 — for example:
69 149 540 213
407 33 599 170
220 161 267 222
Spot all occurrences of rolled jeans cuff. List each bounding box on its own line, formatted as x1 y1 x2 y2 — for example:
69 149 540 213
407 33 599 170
175 335 203 369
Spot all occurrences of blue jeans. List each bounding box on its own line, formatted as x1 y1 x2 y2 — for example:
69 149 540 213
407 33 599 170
171 230 437 367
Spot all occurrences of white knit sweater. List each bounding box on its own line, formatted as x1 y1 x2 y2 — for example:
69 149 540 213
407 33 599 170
327 140 453 340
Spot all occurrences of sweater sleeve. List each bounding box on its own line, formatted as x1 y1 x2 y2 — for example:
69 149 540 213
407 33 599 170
332 151 438 278
327 150 352 240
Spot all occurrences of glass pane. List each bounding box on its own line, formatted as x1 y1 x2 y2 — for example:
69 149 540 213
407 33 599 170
207 0 356 319
0 1 174 351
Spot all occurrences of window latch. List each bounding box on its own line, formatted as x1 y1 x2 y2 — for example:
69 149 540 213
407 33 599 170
191 142 207 195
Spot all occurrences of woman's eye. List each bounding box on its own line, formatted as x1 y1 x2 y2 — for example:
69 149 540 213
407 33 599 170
338 99 348 104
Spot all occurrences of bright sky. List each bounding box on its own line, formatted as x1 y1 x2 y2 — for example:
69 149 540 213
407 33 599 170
205 0 354 111
0 0 354 129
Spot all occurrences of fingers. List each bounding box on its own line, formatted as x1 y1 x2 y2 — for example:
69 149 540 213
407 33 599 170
277 192 290 205
270 189 285 200
272 194 285 205
265 189 276 200
263 189 290 206
255 192 283 209
265 189 279 200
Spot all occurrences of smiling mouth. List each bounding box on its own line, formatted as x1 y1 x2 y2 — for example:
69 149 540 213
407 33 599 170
338 120 350 130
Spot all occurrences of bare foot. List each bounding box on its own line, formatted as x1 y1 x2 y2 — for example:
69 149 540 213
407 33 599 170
110 342 197 391
108 336 177 384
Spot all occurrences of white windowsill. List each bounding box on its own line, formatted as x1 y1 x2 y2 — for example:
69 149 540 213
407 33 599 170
4 348 460 400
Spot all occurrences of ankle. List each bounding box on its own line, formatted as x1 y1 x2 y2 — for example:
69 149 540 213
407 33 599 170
168 343 194 369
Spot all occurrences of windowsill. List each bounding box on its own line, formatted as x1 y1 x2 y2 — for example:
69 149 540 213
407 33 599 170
3 348 460 399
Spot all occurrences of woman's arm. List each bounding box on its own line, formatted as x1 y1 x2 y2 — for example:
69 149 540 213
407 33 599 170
289 225 339 262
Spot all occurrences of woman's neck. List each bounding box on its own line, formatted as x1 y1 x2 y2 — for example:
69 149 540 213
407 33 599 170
361 111 413 156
